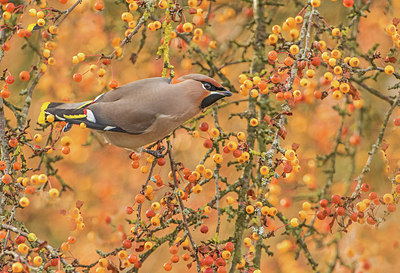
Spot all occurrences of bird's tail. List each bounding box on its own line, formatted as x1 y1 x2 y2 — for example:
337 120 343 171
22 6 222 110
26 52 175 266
38 101 91 125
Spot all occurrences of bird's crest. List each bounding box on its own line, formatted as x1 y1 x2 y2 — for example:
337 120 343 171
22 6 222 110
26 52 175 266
176 74 223 88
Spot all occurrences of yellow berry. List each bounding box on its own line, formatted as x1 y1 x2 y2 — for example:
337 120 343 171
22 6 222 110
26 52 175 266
290 218 299 227
385 65 394 75
49 188 59 198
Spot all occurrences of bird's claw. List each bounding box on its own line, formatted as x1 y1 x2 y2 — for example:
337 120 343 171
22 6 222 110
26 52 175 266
141 146 167 158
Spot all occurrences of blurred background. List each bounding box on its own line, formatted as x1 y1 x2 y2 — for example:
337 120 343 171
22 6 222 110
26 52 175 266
2 0 400 272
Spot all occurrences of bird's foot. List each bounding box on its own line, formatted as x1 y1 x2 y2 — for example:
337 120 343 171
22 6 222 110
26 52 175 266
141 146 167 158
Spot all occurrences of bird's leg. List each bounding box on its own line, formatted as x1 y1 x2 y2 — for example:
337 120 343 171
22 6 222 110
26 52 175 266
141 143 167 158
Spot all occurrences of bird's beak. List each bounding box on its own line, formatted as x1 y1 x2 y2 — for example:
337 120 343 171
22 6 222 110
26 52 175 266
200 89 232 109
220 89 232 97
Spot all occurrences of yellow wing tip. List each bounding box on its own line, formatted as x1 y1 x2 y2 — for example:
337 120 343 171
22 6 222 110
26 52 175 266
38 102 50 125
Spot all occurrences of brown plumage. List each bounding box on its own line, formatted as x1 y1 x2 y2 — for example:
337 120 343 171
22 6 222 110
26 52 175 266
38 74 231 151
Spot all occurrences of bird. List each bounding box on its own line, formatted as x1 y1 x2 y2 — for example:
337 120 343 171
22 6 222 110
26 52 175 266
38 74 231 152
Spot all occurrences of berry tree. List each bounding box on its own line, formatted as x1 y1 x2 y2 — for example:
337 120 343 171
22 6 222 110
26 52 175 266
1 0 400 272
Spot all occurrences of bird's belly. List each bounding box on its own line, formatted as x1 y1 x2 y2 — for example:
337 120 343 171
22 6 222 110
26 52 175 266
99 114 190 151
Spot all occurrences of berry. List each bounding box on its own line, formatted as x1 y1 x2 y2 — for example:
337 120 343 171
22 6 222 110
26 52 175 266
73 73 82 82
6 75 14 84
199 122 209 131
200 225 208 233
225 242 234 251
19 71 30 81
385 65 394 75
94 0 104 10
361 183 370 192
343 0 354 7
109 80 118 89
336 207 345 216
331 194 341 204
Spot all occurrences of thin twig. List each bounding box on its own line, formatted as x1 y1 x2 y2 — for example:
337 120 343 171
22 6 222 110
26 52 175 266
351 91 400 197
167 141 201 273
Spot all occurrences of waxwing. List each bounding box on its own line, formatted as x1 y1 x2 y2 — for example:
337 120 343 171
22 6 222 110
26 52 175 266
38 74 231 151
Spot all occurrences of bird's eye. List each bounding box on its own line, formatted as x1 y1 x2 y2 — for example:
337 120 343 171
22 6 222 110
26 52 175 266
202 82 212 90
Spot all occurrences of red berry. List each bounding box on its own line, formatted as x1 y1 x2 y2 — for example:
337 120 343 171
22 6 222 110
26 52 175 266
157 157 166 166
109 80 118 89
233 149 242 158
311 56 321 66
325 207 332 216
331 194 341 204
316 210 326 220
94 0 104 10
6 75 14 84
5 3 14 12
176 24 184 33
215 258 226 267
73 73 82 82
199 122 209 131
123 239 132 249
0 161 5 170
128 254 138 263
203 139 213 149
17 29 26 38
50 258 58 266
9 138 18 147
336 207 345 216
394 118 400 126
319 199 329 208
223 146 230 153
369 192 377 200
126 206 133 214
350 212 358 222
387 203 396 212
203 256 214 266
361 183 370 192
200 225 208 233
102 59 111 65
225 242 234 252
283 163 292 173
15 235 25 244
1 88 10 99
396 185 400 193
145 209 155 218
343 0 354 7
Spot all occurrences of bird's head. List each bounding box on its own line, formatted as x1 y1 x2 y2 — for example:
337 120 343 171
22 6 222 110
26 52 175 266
176 74 232 109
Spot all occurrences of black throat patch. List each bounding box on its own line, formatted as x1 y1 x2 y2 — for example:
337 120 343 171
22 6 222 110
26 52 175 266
200 93 225 109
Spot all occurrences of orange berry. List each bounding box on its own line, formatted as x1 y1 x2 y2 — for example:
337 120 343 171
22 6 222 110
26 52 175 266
61 146 70 155
1 88 10 99
19 71 30 81
9 138 18 147
73 73 82 82
343 0 354 7
2 174 12 184
13 162 22 171
163 262 172 271
135 194 145 204
109 80 118 89
94 0 104 11
170 254 179 263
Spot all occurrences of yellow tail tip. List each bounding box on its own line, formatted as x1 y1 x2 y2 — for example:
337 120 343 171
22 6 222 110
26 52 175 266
38 102 50 125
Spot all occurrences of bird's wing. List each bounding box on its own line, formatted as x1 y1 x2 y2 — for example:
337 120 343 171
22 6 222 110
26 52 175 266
86 77 174 134
96 77 172 103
